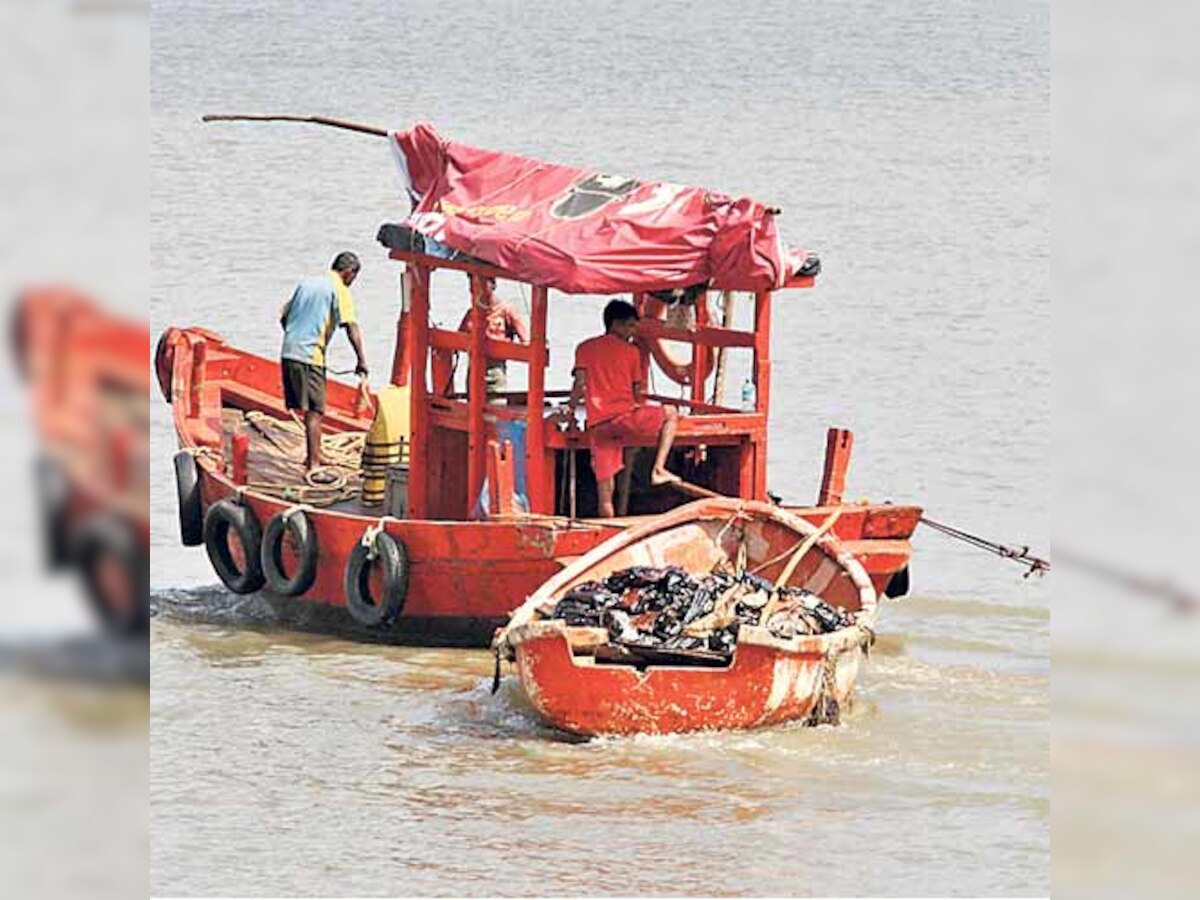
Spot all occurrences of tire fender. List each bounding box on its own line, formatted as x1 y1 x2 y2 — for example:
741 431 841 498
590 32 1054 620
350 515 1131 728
203 498 265 594
72 513 149 636
344 529 410 628
36 455 72 569
174 450 204 546
261 508 319 596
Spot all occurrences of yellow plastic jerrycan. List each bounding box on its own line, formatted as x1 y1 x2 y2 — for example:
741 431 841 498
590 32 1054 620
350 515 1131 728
361 384 410 506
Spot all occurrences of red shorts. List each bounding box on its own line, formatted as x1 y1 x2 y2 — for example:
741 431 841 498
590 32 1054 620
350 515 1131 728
589 405 666 482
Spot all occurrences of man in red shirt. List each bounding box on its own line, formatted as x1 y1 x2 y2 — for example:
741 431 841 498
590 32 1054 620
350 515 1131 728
568 299 680 517
457 277 529 398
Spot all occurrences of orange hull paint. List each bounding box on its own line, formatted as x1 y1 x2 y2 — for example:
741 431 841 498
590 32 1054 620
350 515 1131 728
16 287 150 546
164 327 917 646
512 622 865 736
498 499 879 735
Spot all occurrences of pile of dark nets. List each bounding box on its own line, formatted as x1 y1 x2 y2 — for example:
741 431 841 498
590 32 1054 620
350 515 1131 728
544 565 856 657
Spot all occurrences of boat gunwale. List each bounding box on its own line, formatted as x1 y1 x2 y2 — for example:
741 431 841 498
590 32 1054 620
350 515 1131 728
497 497 879 664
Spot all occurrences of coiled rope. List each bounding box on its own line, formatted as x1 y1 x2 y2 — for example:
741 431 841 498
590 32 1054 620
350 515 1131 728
242 410 365 506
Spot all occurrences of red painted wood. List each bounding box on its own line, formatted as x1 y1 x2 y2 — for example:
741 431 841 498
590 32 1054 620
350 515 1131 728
526 286 549 514
488 440 516 516
636 318 756 349
500 499 876 735
466 276 488 513
390 308 411 387
159 240 921 648
408 264 431 518
230 430 249 485
818 427 854 506
17 287 150 544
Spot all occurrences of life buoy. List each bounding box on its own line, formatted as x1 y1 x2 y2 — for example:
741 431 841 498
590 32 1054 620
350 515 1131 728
72 513 149 636
36 455 72 570
203 498 265 594
174 450 203 546
261 508 318 596
344 529 409 627
642 295 713 386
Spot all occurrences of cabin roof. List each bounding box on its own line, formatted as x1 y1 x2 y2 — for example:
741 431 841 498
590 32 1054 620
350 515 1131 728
382 123 819 296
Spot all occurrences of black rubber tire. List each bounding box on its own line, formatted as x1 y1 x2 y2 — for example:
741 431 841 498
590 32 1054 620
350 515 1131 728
261 509 318 596
154 329 175 403
174 451 203 546
36 456 72 570
72 514 150 636
10 297 30 381
344 531 409 628
203 498 265 594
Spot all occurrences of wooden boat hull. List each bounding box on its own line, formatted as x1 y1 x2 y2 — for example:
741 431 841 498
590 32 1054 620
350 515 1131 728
498 498 879 736
161 327 918 647
15 287 150 633
509 620 867 736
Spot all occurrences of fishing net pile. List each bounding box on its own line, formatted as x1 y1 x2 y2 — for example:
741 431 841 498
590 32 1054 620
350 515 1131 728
538 564 857 664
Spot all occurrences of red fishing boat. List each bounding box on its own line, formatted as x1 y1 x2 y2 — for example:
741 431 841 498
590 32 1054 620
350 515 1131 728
12 286 150 635
494 498 877 736
159 120 919 646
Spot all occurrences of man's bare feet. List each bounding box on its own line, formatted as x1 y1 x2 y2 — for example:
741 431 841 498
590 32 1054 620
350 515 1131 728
650 468 681 486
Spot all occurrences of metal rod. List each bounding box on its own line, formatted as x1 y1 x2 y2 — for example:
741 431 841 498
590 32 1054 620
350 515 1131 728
200 114 389 138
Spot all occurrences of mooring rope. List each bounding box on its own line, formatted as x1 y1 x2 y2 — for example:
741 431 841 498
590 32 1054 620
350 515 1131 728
919 516 1049 578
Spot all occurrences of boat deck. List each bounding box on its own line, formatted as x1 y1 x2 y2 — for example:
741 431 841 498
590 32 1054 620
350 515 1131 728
220 408 375 515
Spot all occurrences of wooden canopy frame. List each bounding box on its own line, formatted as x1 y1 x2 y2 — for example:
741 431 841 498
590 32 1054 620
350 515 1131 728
387 248 812 520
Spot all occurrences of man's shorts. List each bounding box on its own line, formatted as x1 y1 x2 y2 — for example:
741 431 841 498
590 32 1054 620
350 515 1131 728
589 405 666 482
282 359 326 413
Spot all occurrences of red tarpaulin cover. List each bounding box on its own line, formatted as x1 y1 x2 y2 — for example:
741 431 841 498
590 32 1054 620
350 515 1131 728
390 123 811 294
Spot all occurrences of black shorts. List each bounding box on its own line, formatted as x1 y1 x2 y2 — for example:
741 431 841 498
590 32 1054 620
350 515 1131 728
282 359 326 413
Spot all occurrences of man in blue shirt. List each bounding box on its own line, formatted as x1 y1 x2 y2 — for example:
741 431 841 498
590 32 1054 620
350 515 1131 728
280 251 369 475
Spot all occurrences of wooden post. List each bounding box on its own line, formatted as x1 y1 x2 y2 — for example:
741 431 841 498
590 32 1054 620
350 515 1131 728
526 285 549 513
711 290 734 406
753 290 771 416
752 290 773 500
189 338 207 419
487 439 516 516
407 264 430 518
466 276 489 513
690 291 710 409
231 429 249 485
818 427 854 506
390 269 412 386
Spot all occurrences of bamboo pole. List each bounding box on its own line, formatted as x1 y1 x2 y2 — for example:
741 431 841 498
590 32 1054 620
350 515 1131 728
200 114 389 138
773 508 843 591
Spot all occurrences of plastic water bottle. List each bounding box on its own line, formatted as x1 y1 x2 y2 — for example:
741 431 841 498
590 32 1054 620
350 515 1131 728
741 378 756 412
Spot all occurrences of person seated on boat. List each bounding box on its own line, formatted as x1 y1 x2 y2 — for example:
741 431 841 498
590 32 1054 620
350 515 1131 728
567 299 680 517
457 276 529 401
279 251 369 478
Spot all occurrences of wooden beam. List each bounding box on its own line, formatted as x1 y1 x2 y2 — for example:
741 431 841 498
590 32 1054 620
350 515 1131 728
636 319 756 348
387 249 514 281
753 290 772 500
526 286 549 513
407 264 430 518
466 276 488 514
818 428 854 506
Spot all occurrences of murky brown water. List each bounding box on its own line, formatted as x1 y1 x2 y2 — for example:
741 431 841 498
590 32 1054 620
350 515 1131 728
151 0 1048 894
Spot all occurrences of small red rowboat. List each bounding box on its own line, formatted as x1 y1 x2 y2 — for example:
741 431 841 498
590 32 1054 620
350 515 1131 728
495 497 878 737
